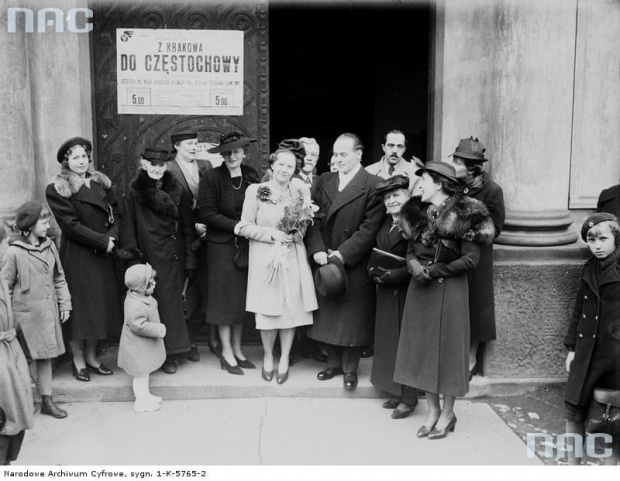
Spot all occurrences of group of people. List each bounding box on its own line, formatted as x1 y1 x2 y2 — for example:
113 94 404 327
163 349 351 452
1 125 618 465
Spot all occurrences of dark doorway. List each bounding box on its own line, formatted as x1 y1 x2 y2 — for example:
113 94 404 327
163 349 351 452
269 1 431 173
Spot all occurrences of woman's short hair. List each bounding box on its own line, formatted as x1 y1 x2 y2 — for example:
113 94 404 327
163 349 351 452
428 171 465 196
268 148 301 176
61 143 92 167
587 220 620 247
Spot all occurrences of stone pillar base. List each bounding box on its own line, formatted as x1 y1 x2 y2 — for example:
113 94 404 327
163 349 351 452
495 210 578 246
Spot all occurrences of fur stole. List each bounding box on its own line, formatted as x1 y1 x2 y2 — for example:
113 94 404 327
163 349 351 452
129 170 182 218
400 195 495 246
50 168 112 198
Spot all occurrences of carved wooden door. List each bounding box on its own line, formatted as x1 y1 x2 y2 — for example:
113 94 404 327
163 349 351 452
91 0 269 192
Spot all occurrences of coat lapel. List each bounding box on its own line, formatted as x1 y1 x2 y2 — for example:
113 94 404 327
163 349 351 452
326 168 366 223
76 182 108 213
168 160 191 199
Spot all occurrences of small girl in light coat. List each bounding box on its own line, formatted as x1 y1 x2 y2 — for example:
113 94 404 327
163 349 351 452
1 201 72 419
118 263 166 412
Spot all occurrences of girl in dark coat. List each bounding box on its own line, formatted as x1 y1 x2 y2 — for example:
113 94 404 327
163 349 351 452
395 162 494 440
46 137 122 382
449 136 505 378
564 213 620 465
198 131 259 375
121 147 196 374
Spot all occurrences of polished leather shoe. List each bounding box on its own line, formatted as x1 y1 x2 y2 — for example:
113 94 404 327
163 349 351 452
71 362 90 382
317 367 343 381
86 362 113 375
262 366 274 382
162 358 177 374
343 372 358 390
40 395 68 419
428 415 457 440
235 356 256 369
391 402 417 420
382 399 400 409
360 346 374 358
417 423 437 438
276 370 289 385
187 344 200 362
220 357 243 375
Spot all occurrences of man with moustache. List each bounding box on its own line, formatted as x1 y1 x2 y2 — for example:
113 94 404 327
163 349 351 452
306 133 385 390
295 137 320 193
366 129 423 187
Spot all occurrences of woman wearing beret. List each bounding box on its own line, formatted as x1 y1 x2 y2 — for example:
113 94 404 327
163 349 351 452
121 147 197 375
368 175 419 419
395 162 494 439
45 137 123 382
448 137 505 379
0 222 33 465
198 131 259 375
236 148 318 384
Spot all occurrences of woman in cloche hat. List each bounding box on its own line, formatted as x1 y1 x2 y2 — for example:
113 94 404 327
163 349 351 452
46 137 123 382
197 131 259 375
394 162 494 440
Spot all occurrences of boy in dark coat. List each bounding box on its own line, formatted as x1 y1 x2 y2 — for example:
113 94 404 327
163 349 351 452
564 213 620 465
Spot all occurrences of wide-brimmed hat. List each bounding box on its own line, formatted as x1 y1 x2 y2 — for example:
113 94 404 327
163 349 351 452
57 137 92 163
170 130 198 144
449 136 488 162
125 263 155 292
278 139 306 166
314 256 348 300
375 175 410 196
208 130 257 154
15 200 44 231
581 212 619 242
141 147 170 163
415 161 458 183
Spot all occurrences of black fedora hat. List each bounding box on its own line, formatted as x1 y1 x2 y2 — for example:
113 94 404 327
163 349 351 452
141 146 170 163
375 174 410 196
57 136 92 163
415 161 458 183
315 256 348 300
208 130 257 154
170 130 198 144
449 136 488 162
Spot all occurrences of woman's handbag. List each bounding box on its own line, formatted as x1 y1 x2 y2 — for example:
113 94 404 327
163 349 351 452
233 236 249 270
586 388 620 435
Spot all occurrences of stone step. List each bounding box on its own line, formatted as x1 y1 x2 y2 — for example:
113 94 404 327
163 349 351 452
44 345 564 403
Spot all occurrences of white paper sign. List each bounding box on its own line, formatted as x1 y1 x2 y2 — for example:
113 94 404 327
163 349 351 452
116 28 244 115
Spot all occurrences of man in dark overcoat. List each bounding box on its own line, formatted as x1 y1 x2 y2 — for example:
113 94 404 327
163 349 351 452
306 133 385 389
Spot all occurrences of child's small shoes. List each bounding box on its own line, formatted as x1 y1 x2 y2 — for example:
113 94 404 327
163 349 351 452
134 398 161 413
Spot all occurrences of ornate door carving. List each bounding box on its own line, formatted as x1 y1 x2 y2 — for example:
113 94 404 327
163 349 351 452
91 0 269 192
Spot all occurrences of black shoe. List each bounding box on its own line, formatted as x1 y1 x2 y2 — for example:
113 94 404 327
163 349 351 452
86 362 113 375
71 363 90 382
343 372 358 390
40 395 68 419
220 357 244 376
391 403 417 420
382 399 400 410
162 357 177 374
235 356 256 369
187 344 200 362
360 346 374 358
317 367 343 381
468 363 480 381
428 415 457 440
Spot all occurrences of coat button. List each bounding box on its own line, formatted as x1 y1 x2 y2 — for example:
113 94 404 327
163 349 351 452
437 278 444 284
173 255 178 260
393 290 398 297
171 235 177 240
104 222 109 227
578 334 583 338
582 314 586 318
584 295 588 300
595 316 598 320
592 334 596 338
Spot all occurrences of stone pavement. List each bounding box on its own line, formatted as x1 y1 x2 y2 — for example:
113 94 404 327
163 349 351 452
12 346 546 466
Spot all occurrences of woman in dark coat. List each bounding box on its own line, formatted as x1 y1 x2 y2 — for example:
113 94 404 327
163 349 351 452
563 214 620 465
368 175 419 419
121 147 196 374
197 131 259 375
395 162 494 440
449 136 505 377
46 137 122 381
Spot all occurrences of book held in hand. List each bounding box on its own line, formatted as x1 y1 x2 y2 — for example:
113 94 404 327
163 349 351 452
368 247 406 276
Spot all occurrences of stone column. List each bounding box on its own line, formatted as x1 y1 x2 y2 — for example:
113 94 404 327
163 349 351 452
0 8 35 219
434 0 579 246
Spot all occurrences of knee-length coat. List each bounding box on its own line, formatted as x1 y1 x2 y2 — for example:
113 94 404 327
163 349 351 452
1 237 71 359
464 173 505 343
306 168 385 346
45 169 123 341
369 217 411 397
394 196 494 397
121 170 196 355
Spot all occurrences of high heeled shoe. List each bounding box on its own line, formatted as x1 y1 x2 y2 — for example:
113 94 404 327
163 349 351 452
86 362 113 376
262 366 274 382
428 415 457 440
276 370 289 385
71 362 90 382
468 363 480 381
220 357 244 375
417 421 438 438
235 356 256 369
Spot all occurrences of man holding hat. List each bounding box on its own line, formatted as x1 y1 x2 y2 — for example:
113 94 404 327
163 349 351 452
168 130 213 362
306 133 385 390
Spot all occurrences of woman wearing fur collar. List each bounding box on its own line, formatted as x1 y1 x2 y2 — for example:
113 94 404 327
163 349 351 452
121 147 197 375
393 162 494 440
45 137 123 382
